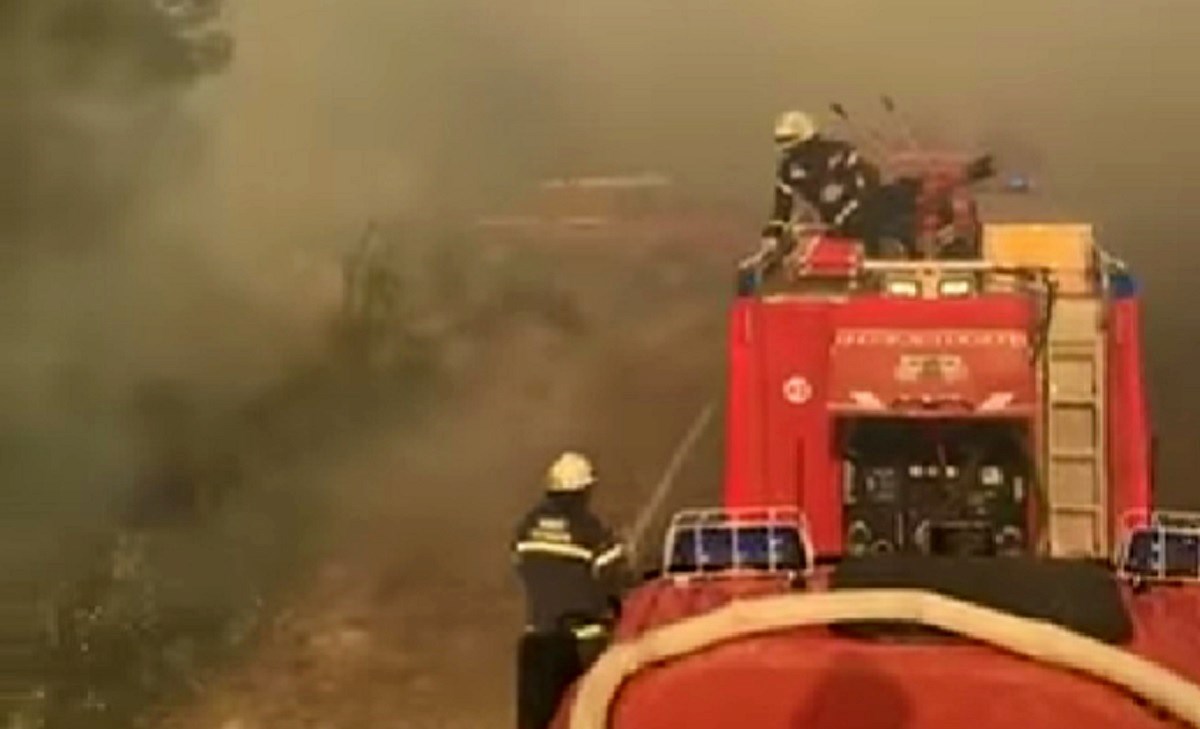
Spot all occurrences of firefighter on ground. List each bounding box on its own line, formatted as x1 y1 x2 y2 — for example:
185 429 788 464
511 451 632 729
761 110 917 258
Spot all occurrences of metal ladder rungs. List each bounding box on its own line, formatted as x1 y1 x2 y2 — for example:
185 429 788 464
1047 344 1099 355
1050 503 1105 514
1049 448 1099 460
1046 349 1096 357
1044 298 1108 558
1048 396 1098 406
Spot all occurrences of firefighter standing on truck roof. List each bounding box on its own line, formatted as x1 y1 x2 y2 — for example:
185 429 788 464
763 111 880 246
511 451 631 729
762 110 919 258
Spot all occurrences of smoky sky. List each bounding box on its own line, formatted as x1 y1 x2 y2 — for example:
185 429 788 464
209 0 1200 243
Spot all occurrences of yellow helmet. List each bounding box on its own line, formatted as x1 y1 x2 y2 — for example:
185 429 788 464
774 110 817 146
546 451 596 493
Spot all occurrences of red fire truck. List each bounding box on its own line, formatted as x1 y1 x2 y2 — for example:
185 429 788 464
724 222 1151 560
547 147 1200 729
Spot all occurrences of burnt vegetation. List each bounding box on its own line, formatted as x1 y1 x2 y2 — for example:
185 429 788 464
14 223 595 727
4 4 238 725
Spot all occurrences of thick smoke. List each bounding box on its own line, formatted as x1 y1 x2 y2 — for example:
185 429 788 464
7 0 1200 725
201 0 1200 496
2 0 235 574
148 5 1200 727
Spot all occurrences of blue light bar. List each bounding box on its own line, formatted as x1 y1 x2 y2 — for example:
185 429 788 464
661 507 814 577
1117 511 1200 583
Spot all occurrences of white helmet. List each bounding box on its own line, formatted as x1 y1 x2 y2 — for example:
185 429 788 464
546 451 596 493
774 110 817 146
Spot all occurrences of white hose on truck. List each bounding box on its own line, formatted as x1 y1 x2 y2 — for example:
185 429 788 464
569 588 1200 729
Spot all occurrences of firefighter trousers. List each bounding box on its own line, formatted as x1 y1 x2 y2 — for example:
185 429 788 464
516 628 608 729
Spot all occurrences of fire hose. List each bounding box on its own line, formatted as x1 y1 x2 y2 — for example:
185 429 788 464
623 400 717 565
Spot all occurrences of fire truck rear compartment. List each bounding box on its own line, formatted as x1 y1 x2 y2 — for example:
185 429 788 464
839 417 1033 557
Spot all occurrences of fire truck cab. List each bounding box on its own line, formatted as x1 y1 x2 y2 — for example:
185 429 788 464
724 222 1153 562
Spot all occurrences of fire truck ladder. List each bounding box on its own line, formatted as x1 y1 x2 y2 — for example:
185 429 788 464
1044 295 1108 558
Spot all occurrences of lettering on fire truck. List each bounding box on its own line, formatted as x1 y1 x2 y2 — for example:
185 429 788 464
834 329 1028 349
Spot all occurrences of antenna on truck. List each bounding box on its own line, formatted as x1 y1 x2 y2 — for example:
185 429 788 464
827 102 894 160
880 94 923 153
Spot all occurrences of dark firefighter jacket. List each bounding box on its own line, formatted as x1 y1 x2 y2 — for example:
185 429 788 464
511 492 630 635
765 135 882 239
